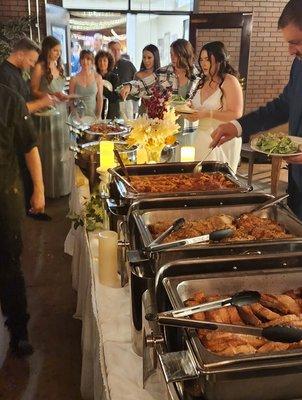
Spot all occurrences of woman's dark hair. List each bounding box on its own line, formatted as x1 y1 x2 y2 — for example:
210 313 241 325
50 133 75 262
79 49 94 63
278 0 302 30
139 44 160 72
170 39 195 79
38 35 64 83
198 41 238 109
95 50 115 76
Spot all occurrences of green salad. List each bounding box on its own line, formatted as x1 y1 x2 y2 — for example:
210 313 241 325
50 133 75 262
256 132 300 154
170 94 187 104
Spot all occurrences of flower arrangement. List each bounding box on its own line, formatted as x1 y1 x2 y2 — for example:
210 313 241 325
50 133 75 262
126 85 180 163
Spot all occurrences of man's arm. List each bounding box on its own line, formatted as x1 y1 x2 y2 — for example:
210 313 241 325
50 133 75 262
24 146 45 214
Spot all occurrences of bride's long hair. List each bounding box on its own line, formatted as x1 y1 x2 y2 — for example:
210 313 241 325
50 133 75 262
198 41 238 109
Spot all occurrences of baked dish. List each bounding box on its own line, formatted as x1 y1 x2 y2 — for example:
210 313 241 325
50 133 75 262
149 213 292 242
130 172 236 193
185 288 302 356
89 122 125 134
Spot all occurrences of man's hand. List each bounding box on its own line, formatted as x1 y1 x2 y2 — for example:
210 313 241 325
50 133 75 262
210 122 238 147
29 188 45 214
119 84 131 100
283 154 302 164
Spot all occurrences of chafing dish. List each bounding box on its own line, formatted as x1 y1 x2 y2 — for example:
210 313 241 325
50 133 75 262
67 119 130 142
127 193 302 355
109 161 251 205
143 254 302 400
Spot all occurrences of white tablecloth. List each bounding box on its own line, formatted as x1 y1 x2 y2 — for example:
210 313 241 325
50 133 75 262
65 165 155 400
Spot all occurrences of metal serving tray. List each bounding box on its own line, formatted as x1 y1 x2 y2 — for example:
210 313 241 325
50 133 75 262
129 193 302 272
109 161 251 205
151 255 302 400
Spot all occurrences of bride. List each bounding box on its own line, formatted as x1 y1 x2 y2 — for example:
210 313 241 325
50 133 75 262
184 41 243 172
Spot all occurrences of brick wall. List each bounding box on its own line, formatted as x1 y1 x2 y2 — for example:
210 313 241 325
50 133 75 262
197 0 291 113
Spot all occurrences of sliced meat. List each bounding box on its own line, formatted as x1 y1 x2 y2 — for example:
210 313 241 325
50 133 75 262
257 342 290 353
261 314 300 328
250 303 281 321
260 293 289 314
227 306 245 325
218 344 256 357
275 294 301 316
236 305 262 326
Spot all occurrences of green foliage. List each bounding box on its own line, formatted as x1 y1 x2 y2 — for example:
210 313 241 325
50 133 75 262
68 195 104 232
0 16 36 63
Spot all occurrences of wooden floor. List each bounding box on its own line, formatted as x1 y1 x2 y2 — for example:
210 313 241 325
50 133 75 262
0 197 82 400
0 160 288 400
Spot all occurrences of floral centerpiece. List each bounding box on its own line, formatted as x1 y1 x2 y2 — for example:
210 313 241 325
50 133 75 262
126 85 180 163
68 195 105 231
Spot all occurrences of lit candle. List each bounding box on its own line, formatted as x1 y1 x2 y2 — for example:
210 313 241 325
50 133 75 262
99 141 115 172
180 146 196 162
98 230 120 287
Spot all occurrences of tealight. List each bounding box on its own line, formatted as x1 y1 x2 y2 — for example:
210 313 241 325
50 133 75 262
180 146 195 162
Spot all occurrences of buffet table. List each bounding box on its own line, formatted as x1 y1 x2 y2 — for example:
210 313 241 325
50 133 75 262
64 166 155 400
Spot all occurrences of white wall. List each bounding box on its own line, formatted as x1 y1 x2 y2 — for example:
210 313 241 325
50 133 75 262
128 14 189 70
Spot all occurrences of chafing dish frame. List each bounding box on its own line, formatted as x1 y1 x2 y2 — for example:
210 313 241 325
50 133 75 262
145 254 302 400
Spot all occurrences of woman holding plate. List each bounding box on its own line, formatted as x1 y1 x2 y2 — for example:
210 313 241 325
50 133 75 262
184 41 243 172
31 35 72 198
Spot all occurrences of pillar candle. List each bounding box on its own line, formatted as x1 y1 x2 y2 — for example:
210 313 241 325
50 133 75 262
180 146 196 162
99 141 115 172
98 230 120 287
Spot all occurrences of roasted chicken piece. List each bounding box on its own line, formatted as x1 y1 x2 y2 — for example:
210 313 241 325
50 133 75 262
250 303 281 321
275 294 301 315
218 344 256 357
257 342 290 353
261 314 300 327
236 305 262 326
226 306 245 325
284 287 302 299
260 293 300 315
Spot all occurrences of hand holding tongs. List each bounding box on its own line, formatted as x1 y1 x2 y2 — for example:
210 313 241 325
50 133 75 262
157 291 302 343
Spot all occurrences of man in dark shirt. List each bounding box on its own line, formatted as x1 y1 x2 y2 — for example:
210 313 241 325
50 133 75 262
0 37 52 221
0 83 45 357
108 40 137 118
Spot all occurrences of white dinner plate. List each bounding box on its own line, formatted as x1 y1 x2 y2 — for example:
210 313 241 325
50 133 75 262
250 135 302 157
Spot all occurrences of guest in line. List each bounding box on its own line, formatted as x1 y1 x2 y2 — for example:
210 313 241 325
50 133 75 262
134 44 161 115
31 35 72 198
69 49 103 119
95 50 120 119
184 41 243 172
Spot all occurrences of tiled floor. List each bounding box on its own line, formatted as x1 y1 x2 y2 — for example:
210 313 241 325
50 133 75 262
0 160 289 400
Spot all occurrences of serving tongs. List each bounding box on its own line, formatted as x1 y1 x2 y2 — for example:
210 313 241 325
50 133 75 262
114 149 132 183
157 291 302 343
248 193 289 214
148 218 185 247
147 228 233 252
193 138 219 173
108 168 138 193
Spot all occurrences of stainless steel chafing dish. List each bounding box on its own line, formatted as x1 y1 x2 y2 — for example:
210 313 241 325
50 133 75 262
67 119 130 142
143 254 302 400
127 193 302 356
109 161 251 205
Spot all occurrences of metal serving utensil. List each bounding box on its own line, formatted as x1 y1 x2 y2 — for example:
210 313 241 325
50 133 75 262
168 290 260 319
147 228 233 252
148 218 185 248
248 193 289 214
107 168 138 193
193 139 219 173
114 149 132 183
157 315 302 344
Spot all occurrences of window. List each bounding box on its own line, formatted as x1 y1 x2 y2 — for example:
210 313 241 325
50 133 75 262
63 0 193 11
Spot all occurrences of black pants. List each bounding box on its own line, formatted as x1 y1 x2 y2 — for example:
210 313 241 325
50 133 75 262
0 177 29 341
288 167 302 221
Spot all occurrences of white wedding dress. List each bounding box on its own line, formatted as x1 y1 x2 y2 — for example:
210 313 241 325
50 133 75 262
192 88 242 172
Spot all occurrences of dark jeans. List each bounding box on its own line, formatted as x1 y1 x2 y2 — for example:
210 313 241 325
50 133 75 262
0 177 29 341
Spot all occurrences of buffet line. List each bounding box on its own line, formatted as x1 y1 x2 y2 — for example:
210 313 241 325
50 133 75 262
69 119 302 400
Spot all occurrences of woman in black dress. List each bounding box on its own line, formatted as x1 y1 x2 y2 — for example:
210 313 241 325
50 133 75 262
95 50 119 119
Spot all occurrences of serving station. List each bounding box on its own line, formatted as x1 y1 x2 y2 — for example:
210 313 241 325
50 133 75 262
65 105 302 400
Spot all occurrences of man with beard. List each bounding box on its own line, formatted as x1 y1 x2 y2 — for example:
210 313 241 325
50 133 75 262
210 0 302 220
